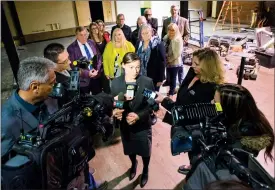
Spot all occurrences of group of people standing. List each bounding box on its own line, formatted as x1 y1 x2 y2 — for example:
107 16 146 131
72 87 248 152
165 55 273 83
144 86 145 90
2 4 274 190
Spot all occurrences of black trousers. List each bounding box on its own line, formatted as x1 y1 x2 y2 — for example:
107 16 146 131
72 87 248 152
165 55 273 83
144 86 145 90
167 67 180 95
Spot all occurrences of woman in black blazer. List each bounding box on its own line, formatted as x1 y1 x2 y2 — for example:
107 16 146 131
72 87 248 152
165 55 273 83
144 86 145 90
111 52 155 188
136 24 166 91
155 48 225 174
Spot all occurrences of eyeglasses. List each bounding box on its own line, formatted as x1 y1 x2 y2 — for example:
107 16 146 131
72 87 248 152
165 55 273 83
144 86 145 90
91 27 98 30
58 58 70 65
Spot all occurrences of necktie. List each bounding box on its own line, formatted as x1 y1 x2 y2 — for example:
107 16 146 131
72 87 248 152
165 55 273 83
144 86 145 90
83 44 92 70
83 44 92 60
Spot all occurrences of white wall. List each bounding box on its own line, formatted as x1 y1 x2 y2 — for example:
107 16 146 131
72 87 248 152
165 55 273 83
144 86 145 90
116 1 141 27
188 1 208 19
151 1 180 26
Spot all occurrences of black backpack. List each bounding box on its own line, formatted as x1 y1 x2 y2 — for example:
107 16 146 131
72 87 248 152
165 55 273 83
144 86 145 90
1 123 95 189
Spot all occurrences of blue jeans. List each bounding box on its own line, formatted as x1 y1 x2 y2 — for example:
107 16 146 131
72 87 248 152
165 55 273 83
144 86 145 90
167 67 180 95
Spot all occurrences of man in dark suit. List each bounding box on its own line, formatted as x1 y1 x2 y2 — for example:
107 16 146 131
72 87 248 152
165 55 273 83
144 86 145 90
161 5 190 86
144 8 158 35
1 57 57 156
67 26 103 95
111 14 132 42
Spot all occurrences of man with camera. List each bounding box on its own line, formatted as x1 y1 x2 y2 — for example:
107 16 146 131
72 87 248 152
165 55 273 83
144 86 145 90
1 57 56 156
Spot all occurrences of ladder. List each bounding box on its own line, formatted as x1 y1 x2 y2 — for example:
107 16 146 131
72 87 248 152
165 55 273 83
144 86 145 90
213 1 242 32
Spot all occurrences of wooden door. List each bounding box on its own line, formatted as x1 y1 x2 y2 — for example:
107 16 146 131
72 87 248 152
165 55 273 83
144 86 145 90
102 1 113 22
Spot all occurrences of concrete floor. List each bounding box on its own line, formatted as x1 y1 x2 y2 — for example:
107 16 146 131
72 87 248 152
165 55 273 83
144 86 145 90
1 19 274 188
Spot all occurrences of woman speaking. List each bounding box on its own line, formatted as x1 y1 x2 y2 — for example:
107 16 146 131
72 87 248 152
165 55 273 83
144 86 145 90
111 52 155 188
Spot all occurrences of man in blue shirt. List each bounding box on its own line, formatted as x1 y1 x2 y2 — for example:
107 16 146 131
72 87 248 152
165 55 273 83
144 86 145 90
1 57 57 156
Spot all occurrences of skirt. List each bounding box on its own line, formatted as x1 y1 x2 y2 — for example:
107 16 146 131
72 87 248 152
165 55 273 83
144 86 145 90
120 127 152 157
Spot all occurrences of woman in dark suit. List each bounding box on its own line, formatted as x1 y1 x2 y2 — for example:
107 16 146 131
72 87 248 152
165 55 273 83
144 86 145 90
111 52 155 188
155 48 225 175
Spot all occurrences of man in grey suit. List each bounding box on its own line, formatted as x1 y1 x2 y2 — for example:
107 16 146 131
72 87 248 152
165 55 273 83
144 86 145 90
161 5 190 41
1 57 57 156
162 5 190 86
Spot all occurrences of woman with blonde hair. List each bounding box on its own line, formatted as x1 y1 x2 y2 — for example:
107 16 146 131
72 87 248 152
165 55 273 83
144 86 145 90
103 28 135 90
155 47 225 174
163 23 184 96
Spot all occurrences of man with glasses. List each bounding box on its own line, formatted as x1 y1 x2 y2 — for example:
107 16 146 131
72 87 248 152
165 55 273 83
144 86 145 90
144 8 158 35
1 57 57 156
111 14 132 42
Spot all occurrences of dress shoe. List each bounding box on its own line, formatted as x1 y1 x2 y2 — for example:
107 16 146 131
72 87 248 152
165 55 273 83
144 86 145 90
151 114 157 125
140 172 148 188
178 164 191 175
129 160 138 180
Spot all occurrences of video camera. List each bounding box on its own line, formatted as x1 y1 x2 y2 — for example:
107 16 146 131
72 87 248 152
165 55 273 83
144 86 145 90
187 118 274 190
170 103 274 189
72 56 94 70
170 103 223 155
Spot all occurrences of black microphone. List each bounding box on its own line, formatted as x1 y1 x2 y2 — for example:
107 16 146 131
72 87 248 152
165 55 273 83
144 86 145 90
113 92 125 109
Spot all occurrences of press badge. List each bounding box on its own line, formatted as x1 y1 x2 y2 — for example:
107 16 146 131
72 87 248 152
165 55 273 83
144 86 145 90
215 102 223 112
189 90 195 95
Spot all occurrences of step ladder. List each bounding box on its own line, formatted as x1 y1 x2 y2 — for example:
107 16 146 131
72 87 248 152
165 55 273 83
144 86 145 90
213 1 242 32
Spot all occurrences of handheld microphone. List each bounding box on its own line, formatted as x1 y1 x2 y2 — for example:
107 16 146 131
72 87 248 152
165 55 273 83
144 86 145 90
126 82 137 99
113 92 125 109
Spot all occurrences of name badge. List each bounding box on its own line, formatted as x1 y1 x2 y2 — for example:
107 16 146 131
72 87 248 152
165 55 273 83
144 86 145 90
189 90 195 95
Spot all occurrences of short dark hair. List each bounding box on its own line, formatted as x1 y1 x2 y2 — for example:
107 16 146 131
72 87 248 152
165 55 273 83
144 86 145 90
75 26 87 34
44 43 65 63
204 180 252 190
122 52 141 65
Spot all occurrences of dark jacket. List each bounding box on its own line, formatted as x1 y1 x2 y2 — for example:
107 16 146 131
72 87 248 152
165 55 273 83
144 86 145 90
135 40 166 84
111 24 132 42
111 75 155 133
67 40 103 87
1 91 52 156
162 68 217 124
147 17 158 32
131 28 139 47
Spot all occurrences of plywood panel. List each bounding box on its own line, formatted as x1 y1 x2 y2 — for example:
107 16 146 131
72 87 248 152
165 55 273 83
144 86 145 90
15 1 78 35
102 1 114 22
75 1 91 26
223 1 259 24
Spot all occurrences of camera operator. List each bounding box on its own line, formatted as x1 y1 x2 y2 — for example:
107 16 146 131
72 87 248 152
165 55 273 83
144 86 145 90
184 83 274 190
111 52 155 188
155 48 225 174
1 57 56 156
1 57 108 190
44 43 71 108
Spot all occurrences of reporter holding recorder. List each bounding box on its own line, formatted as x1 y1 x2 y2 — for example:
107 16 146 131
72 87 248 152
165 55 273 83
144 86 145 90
111 52 154 188
155 48 225 174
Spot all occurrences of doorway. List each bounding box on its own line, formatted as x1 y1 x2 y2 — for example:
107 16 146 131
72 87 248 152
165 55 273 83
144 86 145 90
89 1 104 22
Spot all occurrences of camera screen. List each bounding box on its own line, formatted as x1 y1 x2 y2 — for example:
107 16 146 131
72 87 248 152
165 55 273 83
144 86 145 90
143 89 157 99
